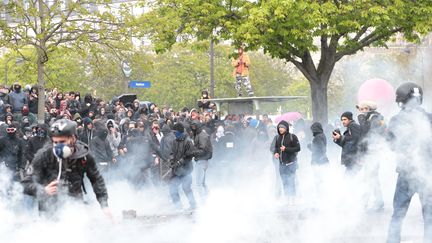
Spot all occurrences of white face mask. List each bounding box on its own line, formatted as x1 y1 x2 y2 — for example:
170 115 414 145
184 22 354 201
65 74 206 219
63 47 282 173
53 143 73 159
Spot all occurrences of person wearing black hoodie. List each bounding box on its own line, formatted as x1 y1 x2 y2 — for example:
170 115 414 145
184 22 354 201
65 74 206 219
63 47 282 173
308 122 329 199
90 121 115 175
274 120 301 200
168 122 197 210
25 124 50 163
308 122 329 166
160 124 175 181
22 119 111 217
190 120 213 201
0 123 25 181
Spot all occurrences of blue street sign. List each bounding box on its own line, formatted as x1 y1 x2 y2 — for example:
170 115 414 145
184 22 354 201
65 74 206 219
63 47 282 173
129 81 151 88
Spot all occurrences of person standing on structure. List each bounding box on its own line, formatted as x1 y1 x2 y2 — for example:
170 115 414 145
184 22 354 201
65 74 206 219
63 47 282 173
232 46 254 97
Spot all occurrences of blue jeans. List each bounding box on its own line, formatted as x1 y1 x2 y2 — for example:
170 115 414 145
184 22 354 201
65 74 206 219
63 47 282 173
195 160 208 199
387 173 432 243
279 162 297 197
169 173 196 210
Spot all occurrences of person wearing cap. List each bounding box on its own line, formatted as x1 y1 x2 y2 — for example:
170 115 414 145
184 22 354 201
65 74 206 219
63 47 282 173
356 100 386 211
22 119 111 218
332 111 362 175
167 122 197 210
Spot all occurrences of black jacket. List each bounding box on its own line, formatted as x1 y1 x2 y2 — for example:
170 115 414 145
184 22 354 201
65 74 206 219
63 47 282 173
22 141 108 208
25 136 50 163
0 135 25 171
190 122 213 160
160 125 175 160
90 129 114 164
309 122 329 165
171 133 196 176
334 120 361 166
274 120 301 164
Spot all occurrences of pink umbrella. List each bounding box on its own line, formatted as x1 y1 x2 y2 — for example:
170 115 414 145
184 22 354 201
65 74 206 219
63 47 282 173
357 78 395 116
275 112 302 124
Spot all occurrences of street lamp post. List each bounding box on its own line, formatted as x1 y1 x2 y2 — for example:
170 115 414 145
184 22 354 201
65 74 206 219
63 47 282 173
121 60 132 93
5 57 24 86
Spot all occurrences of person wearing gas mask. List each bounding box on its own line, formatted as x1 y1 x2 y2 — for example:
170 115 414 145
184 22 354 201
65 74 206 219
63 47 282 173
22 119 111 218
7 82 28 114
0 123 25 181
386 83 432 243
189 120 213 201
25 124 50 163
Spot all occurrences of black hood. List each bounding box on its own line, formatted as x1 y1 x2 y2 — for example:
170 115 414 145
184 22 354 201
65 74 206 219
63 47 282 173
310 122 323 135
84 94 93 104
161 124 172 136
38 123 49 132
276 120 290 135
190 120 203 133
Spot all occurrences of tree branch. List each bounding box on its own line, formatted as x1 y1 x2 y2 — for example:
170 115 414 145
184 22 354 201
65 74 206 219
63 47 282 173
335 27 403 61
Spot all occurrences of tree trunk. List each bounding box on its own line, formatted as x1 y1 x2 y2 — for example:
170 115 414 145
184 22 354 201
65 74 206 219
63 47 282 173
293 50 335 124
309 78 329 124
209 39 215 98
36 52 45 124
37 0 46 124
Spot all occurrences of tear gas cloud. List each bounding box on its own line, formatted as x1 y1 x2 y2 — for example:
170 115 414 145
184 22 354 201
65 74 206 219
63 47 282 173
1 47 431 243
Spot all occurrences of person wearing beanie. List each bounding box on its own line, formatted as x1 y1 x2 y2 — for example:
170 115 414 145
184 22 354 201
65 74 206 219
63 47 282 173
274 120 301 204
332 111 362 175
167 122 197 211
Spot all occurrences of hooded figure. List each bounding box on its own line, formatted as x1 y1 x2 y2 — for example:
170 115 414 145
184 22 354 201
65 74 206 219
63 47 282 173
168 122 197 210
90 121 114 169
309 122 329 165
22 119 109 214
274 120 301 199
25 124 50 163
274 120 301 164
0 123 25 181
189 120 212 199
80 93 96 118
106 119 121 158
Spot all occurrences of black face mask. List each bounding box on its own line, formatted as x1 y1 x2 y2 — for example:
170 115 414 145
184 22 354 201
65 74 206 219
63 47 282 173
36 130 46 138
7 132 16 138
14 86 21 93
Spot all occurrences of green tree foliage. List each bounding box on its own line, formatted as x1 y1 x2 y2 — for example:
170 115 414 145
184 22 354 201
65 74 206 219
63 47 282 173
143 0 432 123
0 0 135 122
